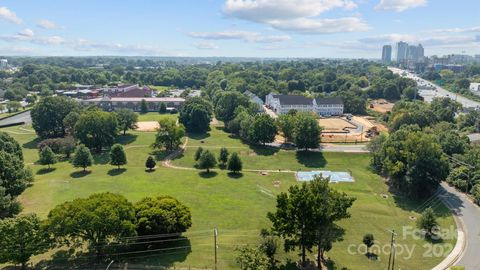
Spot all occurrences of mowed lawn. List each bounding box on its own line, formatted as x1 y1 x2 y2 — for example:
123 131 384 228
0 123 456 270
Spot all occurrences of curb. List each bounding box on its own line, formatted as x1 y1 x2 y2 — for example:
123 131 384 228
431 188 467 270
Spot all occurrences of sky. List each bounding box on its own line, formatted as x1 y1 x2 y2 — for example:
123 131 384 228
0 0 479 58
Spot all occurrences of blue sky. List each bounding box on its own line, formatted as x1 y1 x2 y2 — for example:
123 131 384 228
0 0 479 58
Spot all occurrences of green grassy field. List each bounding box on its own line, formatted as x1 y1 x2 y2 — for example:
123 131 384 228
137 112 178 122
0 123 456 270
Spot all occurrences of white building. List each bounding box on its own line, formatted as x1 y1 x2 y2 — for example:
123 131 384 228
265 93 343 116
0 59 7 70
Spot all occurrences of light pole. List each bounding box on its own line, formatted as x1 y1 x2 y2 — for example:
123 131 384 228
106 260 114 270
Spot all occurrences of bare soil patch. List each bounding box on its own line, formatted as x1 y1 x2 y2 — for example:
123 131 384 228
135 121 159 132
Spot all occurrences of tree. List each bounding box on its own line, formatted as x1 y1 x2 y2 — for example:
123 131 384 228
134 196 192 235
0 151 32 197
431 97 461 123
39 146 57 169
179 97 213 133
214 91 251 122
417 207 438 237
74 109 118 152
259 230 278 270
140 99 148 114
371 126 450 198
472 184 480 205
198 150 217 173
72 144 94 172
277 114 296 143
227 152 243 174
247 114 277 145
235 246 269 270
110 144 127 169
194 147 203 162
362 233 375 257
158 102 167 113
0 214 49 269
116 108 138 135
294 112 321 151
152 119 185 152
63 111 80 135
31 96 79 138
0 131 23 161
145 156 156 171
267 177 354 268
219 147 229 166
6 101 21 113
44 193 136 255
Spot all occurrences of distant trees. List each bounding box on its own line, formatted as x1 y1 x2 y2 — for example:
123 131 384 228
152 119 185 152
72 144 94 172
110 144 127 169
39 146 57 169
31 96 79 138
198 150 217 173
267 177 355 267
0 214 49 269
179 97 213 133
145 156 156 171
134 196 192 235
44 193 136 255
294 112 321 150
227 152 242 174
116 108 138 135
74 109 118 152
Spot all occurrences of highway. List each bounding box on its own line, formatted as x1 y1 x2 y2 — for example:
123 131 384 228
389 67 480 109
0 110 32 126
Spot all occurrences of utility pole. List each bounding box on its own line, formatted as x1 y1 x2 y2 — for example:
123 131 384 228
214 228 218 270
386 229 397 270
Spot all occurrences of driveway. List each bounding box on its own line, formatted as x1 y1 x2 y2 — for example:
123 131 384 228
0 110 31 126
439 183 480 269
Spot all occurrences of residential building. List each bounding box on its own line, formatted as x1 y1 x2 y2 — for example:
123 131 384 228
265 93 343 116
396 41 409 63
244 90 264 112
0 59 7 70
100 84 154 98
381 45 392 64
79 97 185 112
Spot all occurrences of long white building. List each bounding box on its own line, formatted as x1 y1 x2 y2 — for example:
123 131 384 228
265 93 343 116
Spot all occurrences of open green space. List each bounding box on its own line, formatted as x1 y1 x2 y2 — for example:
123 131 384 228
137 112 178 122
0 123 456 270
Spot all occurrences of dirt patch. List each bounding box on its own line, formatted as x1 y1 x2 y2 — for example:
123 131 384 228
136 121 159 132
369 99 395 113
318 118 356 132
409 216 417 221
273 180 281 188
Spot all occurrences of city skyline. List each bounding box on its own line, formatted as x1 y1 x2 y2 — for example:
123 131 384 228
0 0 479 58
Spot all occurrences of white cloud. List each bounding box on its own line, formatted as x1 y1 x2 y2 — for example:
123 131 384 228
431 26 480 34
0 6 22 24
268 17 369 34
37 19 62 29
222 0 367 34
18 28 34 38
188 30 291 43
34 36 66 45
375 0 427 12
71 39 170 55
193 41 219 50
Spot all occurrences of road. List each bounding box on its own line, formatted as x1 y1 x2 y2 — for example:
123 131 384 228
389 67 480 109
439 183 480 269
0 110 32 126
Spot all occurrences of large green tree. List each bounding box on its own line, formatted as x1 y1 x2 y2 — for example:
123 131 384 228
74 109 118 152
294 112 321 150
109 144 127 169
134 196 192 236
0 132 23 161
198 150 217 173
39 146 57 169
214 91 251 122
44 193 136 255
247 114 277 145
72 144 94 172
276 114 296 143
0 214 49 269
31 96 79 138
267 177 354 267
115 108 138 135
152 118 185 152
227 152 243 174
179 97 213 133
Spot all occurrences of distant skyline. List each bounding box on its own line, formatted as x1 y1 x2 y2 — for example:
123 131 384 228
0 0 479 58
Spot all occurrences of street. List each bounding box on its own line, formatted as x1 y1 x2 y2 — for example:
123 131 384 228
0 110 32 126
389 67 480 109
